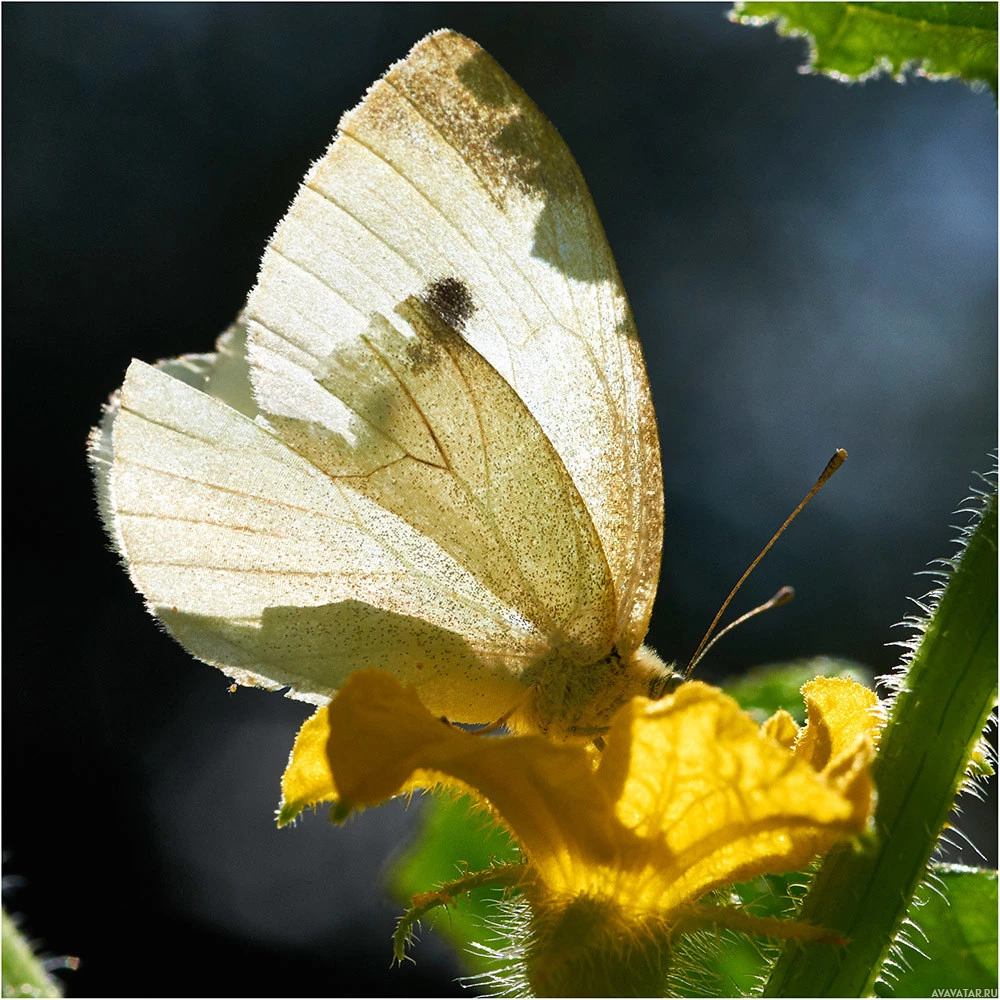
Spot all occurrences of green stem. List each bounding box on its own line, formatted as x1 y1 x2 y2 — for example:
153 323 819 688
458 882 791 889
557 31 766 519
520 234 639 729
676 902 843 944
2 908 64 999
393 861 527 963
764 486 998 996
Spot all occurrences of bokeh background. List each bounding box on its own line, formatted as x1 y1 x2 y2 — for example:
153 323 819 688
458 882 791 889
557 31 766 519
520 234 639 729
4 4 996 996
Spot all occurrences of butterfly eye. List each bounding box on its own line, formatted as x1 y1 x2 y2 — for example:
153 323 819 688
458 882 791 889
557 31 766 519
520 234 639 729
648 672 685 701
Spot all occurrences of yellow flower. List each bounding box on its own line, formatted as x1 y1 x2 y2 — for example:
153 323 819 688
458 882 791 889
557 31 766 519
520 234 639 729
280 671 878 994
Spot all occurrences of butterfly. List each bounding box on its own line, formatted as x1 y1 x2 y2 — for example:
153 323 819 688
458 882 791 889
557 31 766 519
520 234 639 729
89 29 675 741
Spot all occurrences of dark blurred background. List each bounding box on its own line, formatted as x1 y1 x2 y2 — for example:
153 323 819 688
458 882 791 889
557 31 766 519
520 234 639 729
4 4 996 997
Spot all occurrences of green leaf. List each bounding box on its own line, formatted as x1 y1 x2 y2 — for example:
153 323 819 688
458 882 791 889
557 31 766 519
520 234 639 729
889 864 998 995
731 2 998 94
387 792 519 972
2 908 63 999
712 864 1000 996
763 483 998 996
723 656 873 723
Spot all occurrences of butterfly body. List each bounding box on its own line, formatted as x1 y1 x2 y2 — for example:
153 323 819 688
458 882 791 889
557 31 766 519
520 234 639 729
518 644 675 739
90 30 667 742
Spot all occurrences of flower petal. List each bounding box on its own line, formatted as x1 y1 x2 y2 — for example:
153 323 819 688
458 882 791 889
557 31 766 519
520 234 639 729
793 676 879 773
307 671 876 922
319 670 624 873
591 681 875 913
279 705 338 826
278 690 453 825
763 708 800 749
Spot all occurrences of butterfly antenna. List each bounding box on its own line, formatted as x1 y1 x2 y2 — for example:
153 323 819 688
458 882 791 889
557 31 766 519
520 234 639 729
685 448 847 678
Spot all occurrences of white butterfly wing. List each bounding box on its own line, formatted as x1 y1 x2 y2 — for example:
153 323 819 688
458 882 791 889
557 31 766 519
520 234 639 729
89 318 254 543
101 357 544 720
92 29 664 721
247 29 663 655
260 297 617 655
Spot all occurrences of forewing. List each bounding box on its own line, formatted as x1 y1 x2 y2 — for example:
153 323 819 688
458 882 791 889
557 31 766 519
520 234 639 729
246 29 663 654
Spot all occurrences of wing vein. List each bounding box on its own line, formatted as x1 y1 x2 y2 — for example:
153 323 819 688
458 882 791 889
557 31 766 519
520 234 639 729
331 482 545 637
379 77 563 326
117 458 351 523
337 127 560 334
303 148 520 345
119 512 300 538
357 330 453 473
300 180 424 288
420 35 589 343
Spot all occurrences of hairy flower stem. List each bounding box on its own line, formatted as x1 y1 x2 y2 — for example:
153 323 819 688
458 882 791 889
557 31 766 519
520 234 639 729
764 487 998 996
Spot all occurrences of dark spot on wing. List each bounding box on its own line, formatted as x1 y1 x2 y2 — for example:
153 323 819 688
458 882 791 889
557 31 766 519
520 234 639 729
405 337 441 373
420 277 475 333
